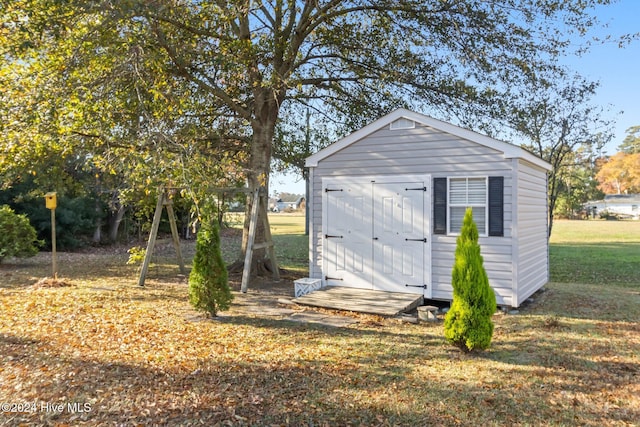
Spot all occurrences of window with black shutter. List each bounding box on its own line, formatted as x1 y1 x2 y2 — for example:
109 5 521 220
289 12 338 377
433 176 504 237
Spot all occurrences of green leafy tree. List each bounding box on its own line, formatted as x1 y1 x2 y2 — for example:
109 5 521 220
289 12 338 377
188 213 233 317
444 208 497 353
619 126 640 154
0 205 41 263
501 76 613 235
553 146 604 218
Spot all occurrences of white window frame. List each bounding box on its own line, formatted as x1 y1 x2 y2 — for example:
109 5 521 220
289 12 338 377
447 176 488 236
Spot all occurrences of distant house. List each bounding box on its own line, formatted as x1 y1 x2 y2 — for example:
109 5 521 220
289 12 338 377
584 194 640 219
271 194 305 212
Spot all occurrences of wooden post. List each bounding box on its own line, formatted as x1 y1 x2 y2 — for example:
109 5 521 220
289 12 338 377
240 188 281 292
260 192 280 281
165 198 186 275
241 189 260 293
51 208 58 278
45 192 58 278
137 190 165 287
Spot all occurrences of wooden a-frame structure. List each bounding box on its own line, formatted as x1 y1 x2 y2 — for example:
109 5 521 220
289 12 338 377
241 187 280 292
137 186 279 291
137 187 186 287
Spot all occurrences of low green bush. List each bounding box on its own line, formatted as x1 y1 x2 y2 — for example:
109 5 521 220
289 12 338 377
0 205 42 263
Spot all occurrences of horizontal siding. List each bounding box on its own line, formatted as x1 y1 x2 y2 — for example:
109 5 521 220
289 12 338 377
431 286 512 307
429 235 513 307
514 160 549 306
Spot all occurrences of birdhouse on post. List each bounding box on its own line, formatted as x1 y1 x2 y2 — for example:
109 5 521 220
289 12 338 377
45 192 57 210
44 192 58 277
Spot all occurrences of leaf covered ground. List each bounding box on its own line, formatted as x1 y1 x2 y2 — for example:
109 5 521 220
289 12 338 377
1 221 639 426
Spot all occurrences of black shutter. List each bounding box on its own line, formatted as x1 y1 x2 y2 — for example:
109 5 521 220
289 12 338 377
488 176 504 237
433 178 447 234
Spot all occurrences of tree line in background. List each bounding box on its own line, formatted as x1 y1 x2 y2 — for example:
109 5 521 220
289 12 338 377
595 127 640 195
1 1 637 261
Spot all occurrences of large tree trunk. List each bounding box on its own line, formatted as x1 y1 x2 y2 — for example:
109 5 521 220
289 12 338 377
107 192 126 242
108 204 126 242
234 99 280 278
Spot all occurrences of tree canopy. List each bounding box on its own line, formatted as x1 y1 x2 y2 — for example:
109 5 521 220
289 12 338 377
596 152 640 195
619 126 640 154
498 75 613 232
1 0 620 260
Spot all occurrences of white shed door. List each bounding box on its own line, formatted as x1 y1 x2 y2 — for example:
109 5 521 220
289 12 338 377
323 176 429 295
324 182 373 289
373 182 427 294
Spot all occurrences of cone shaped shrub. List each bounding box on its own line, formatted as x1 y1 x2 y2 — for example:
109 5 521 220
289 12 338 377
188 214 233 317
444 208 497 352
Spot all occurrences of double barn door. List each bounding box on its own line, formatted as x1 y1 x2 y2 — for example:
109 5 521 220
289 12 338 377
323 176 431 296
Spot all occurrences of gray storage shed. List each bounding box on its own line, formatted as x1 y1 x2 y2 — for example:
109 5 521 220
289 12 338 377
304 108 552 308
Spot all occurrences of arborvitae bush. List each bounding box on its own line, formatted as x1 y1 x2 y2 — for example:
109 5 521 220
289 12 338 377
0 205 41 263
444 208 497 352
188 214 233 317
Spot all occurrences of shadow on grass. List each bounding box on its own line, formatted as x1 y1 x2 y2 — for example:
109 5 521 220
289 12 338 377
0 329 538 426
4 313 638 427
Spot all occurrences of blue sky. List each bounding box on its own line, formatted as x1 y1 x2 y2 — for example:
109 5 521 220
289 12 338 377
567 0 640 154
271 0 640 195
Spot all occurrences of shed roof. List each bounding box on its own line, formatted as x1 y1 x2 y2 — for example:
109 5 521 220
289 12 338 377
305 108 552 171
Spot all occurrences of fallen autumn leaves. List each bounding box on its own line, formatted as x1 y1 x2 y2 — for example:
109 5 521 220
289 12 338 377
1 249 639 426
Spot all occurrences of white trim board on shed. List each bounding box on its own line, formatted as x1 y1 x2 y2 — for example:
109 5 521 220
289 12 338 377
305 108 552 309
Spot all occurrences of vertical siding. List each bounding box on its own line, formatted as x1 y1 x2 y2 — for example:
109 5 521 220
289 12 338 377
514 160 549 306
308 123 517 305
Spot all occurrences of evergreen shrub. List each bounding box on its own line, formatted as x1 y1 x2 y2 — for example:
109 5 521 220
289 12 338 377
444 208 497 352
188 214 233 317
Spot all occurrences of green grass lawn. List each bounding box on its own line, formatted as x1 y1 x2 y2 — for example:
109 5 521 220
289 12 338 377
0 218 638 426
268 214 308 272
550 220 640 287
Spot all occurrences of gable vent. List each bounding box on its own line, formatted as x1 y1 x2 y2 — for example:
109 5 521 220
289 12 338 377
390 118 416 130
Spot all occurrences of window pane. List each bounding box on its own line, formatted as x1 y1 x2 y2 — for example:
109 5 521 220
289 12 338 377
467 178 486 204
450 206 466 233
448 178 488 235
471 207 486 234
449 179 467 204
451 207 486 234
468 178 486 190
450 192 467 204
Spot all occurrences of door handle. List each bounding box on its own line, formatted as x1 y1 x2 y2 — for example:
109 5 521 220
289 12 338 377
405 238 427 242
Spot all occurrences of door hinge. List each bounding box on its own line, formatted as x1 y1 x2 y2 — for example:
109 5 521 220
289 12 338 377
405 284 427 289
405 186 426 191
325 276 344 281
325 234 343 239
405 238 427 242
